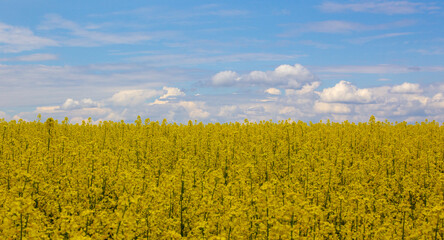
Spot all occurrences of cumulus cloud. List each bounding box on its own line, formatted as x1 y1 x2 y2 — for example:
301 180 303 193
318 80 372 103
9 79 444 124
0 63 194 108
265 88 281 95
211 64 317 88
149 99 169 105
35 106 61 114
179 101 210 119
314 102 351 114
212 70 240 86
110 89 162 106
391 82 422 93
427 93 444 113
275 64 310 78
4 62 444 124
61 98 100 110
217 105 239 117
278 106 298 115
286 81 321 95
159 86 185 99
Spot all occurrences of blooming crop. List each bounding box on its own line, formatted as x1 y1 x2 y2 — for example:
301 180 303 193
0 116 442 239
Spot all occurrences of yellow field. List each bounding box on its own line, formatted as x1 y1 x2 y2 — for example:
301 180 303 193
0 116 443 239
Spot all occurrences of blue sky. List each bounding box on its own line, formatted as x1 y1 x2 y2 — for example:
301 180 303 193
1 0 444 123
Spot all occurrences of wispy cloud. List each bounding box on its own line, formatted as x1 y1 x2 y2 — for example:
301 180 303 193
0 22 58 53
0 53 58 62
347 32 413 44
303 20 365 33
280 20 415 35
412 48 444 55
209 9 249 17
128 53 303 66
0 63 194 108
298 40 340 49
38 14 152 46
319 1 440 15
91 4 248 22
312 64 444 74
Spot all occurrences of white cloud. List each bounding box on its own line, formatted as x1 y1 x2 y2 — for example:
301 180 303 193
245 106 266 115
217 105 239 117
159 87 185 99
248 71 269 83
275 64 306 77
285 82 321 96
212 70 240 86
129 53 302 67
38 14 151 46
407 94 428 105
15 53 58 61
319 1 439 14
272 64 316 87
4 61 444 124
179 101 210 119
414 48 444 55
8 78 444 124
312 64 444 74
303 20 364 33
432 93 444 101
299 40 339 49
0 63 196 110
265 88 281 95
36 106 61 113
428 93 444 110
149 99 169 105
0 22 58 53
314 102 351 114
16 101 124 124
0 53 58 62
391 82 422 93
209 9 249 17
260 97 278 102
61 98 100 110
319 80 372 103
212 64 317 88
278 106 298 115
283 20 415 35
294 81 321 95
110 89 162 106
348 32 413 44
273 64 317 87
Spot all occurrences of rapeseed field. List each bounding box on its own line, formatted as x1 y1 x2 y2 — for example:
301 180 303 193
0 116 442 239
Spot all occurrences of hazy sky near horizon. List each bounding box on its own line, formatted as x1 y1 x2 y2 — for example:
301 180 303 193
1 0 444 123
